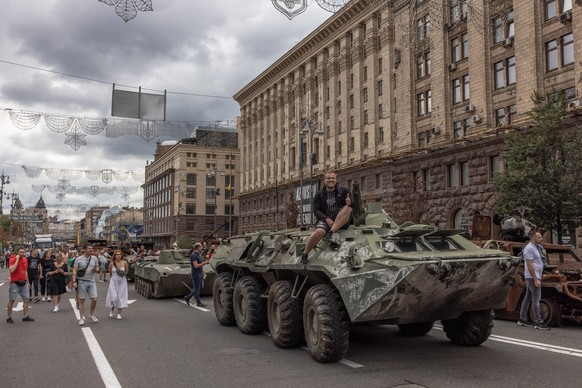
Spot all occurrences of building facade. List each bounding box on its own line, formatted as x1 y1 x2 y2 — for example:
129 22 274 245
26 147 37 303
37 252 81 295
234 0 582 249
142 130 240 247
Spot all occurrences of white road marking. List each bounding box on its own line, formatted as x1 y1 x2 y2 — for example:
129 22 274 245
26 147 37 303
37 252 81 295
300 346 364 368
69 299 122 387
12 302 24 311
433 325 582 358
81 327 122 388
175 298 209 311
0 282 5 287
127 299 137 304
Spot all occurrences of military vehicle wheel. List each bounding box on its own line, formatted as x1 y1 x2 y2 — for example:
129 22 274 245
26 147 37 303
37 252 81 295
134 278 138 291
531 298 561 327
233 276 267 334
398 321 434 336
213 273 235 326
441 310 493 346
303 284 349 363
268 280 303 348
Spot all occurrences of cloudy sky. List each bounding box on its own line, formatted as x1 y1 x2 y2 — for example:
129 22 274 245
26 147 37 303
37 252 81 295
0 0 332 219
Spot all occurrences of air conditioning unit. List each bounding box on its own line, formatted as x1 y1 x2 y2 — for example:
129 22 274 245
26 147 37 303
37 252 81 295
472 115 482 124
448 63 457 71
560 11 572 24
502 37 513 48
431 127 440 135
465 104 475 113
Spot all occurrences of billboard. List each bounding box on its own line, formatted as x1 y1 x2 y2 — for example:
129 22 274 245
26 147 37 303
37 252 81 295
111 85 166 121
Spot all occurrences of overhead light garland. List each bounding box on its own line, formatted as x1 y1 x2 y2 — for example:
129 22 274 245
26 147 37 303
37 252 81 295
22 165 145 184
32 184 140 200
5 108 237 151
98 0 153 23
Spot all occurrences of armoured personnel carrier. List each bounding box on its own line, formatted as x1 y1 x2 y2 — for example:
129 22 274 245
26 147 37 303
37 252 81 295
210 183 519 363
134 236 214 298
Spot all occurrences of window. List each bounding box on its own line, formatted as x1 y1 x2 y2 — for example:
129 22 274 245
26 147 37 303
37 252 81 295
546 39 559 71
364 66 368 81
495 104 517 126
494 57 515 89
338 80 342 95
460 161 469 186
377 80 383 96
349 94 354 109
363 87 368 102
364 110 369 124
453 120 465 138
350 115 355 130
417 90 431 116
338 141 342 154
186 174 196 185
416 14 430 41
206 174 216 186
378 58 383 73
337 100 342 115
452 76 469 103
422 169 431 191
418 131 427 147
378 103 384 119
378 127 384 142
562 33 574 66
186 188 196 198
350 73 354 89
364 132 368 146
225 204 235 215
206 204 216 215
416 51 431 79
490 155 502 180
206 188 216 199
545 0 572 20
447 164 458 188
350 137 355 151
375 173 382 189
186 203 196 215
493 10 513 44
451 33 469 62
450 0 468 22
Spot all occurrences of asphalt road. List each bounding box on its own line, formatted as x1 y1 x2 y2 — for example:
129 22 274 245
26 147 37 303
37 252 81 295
1 271 581 388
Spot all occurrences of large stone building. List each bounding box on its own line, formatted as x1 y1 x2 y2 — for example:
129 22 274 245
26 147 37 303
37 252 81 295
142 129 240 247
234 0 581 249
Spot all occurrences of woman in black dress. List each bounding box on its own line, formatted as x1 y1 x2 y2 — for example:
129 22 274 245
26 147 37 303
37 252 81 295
47 252 69 312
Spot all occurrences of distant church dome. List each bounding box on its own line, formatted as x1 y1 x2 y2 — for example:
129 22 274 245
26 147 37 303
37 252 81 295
35 195 46 209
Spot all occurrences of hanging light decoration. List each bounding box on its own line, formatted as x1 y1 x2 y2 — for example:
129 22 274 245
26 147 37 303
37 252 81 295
98 0 153 23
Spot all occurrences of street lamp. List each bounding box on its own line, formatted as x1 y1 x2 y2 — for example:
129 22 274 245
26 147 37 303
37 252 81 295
0 170 10 215
207 167 224 237
300 118 324 225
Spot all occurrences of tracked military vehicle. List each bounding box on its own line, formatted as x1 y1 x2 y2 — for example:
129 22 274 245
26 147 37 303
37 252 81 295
210 183 519 363
134 236 214 298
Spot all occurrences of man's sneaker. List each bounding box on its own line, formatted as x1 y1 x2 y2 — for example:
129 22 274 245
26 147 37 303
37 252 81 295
89 315 99 323
41 296 46 301
79 318 85 326
22 316 34 322
535 321 551 331
300 253 308 264
6 317 14 324
517 319 534 328
197 303 207 308
184 296 191 306
323 230 333 242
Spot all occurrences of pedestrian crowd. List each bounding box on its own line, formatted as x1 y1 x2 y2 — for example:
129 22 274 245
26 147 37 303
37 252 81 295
4 243 129 325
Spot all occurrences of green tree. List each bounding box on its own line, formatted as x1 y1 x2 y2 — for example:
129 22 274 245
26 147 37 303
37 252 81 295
494 91 582 243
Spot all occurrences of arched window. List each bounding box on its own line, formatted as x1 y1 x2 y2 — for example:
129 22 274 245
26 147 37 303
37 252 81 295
453 208 469 230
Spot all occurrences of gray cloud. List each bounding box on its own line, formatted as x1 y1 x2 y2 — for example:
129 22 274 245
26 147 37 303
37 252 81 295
0 0 331 217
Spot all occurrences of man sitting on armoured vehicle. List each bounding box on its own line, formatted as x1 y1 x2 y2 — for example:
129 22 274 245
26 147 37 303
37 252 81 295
300 171 352 264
